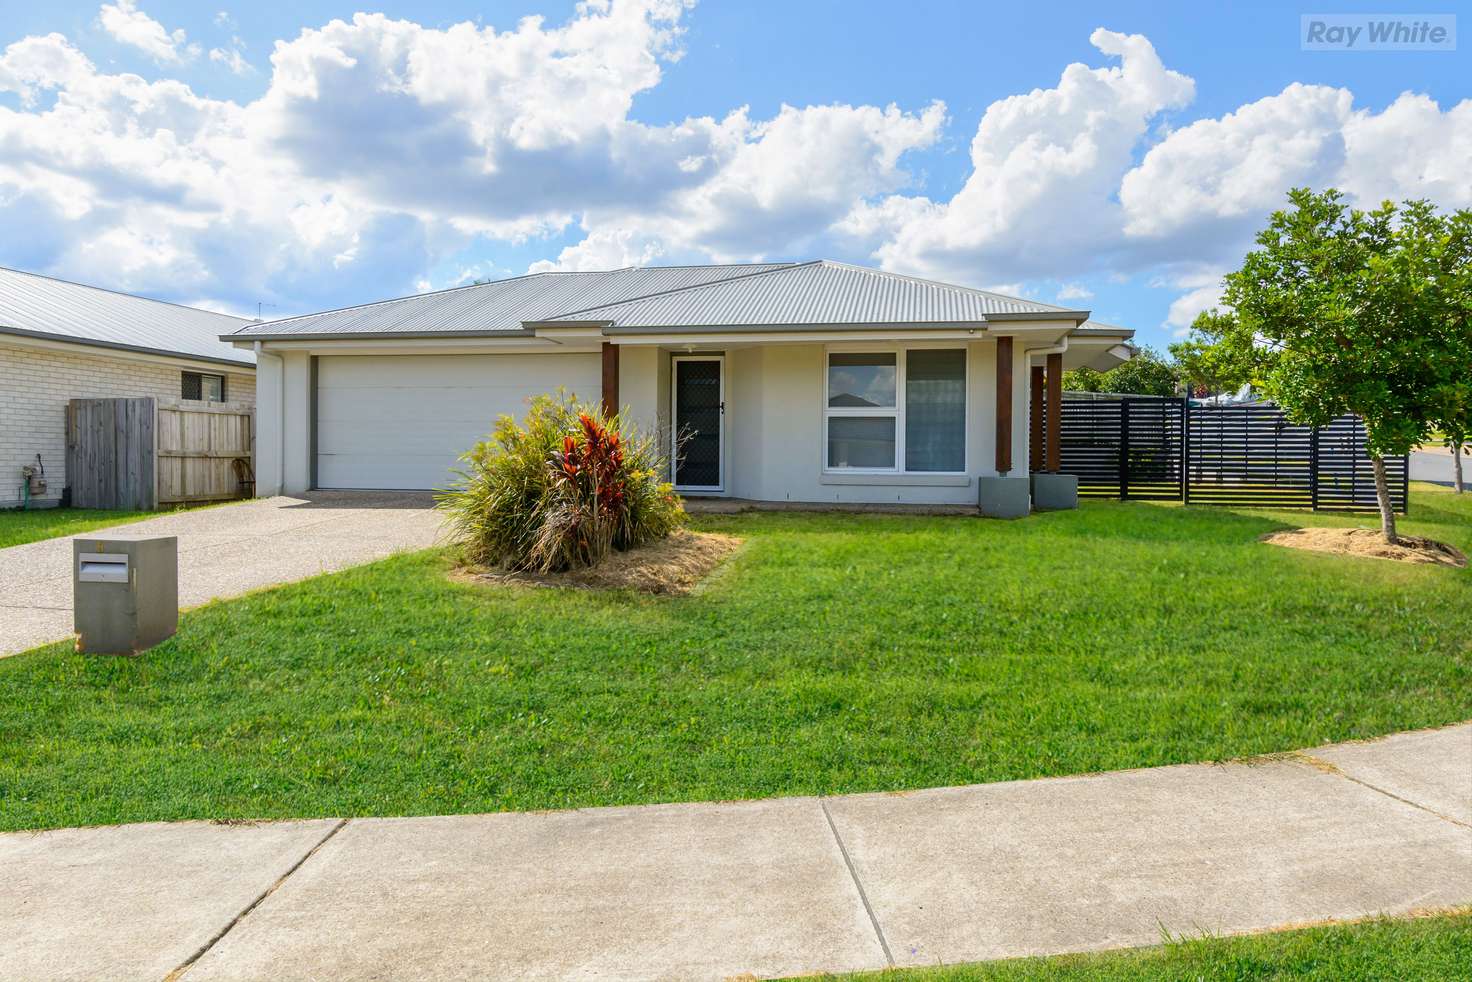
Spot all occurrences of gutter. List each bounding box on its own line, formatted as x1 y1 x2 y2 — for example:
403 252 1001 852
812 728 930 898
2 325 255 368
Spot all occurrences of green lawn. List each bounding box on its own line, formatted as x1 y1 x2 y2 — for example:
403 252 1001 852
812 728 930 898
1 485 1469 831
836 910 1472 981
0 506 160 548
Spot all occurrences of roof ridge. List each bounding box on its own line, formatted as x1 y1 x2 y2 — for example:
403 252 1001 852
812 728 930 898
234 263 797 334
0 265 252 324
539 261 820 321
812 260 1072 313
626 261 797 271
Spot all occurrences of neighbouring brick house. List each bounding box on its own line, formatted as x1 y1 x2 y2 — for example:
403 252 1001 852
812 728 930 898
0 267 255 508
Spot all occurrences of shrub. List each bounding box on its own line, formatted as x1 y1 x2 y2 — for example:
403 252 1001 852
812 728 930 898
437 391 684 572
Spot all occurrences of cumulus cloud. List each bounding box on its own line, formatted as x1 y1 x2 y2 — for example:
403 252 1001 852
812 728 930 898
97 0 198 64
537 99 947 269
209 37 252 75
0 2 945 312
2 6 1470 332
866 29 1195 284
1117 83 1472 325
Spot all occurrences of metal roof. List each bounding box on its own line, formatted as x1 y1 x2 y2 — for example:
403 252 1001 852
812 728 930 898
547 261 1085 329
0 267 254 367
224 260 1131 342
226 264 796 339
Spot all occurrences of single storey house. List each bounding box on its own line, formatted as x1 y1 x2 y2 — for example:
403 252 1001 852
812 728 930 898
1 267 256 508
224 261 1133 515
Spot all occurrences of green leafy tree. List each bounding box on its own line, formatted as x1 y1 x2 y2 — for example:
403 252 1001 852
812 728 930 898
1427 210 1472 492
1062 346 1179 397
1169 310 1263 396
1221 188 1472 542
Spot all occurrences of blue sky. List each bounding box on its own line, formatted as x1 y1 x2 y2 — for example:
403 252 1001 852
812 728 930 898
1 1 1468 350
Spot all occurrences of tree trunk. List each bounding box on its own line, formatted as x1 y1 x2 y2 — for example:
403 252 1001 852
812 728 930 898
1370 455 1399 544
1453 440 1465 494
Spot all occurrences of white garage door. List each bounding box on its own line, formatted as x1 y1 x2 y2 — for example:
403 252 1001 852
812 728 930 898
315 353 601 490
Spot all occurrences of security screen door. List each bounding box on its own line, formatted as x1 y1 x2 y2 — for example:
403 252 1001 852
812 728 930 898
673 356 723 490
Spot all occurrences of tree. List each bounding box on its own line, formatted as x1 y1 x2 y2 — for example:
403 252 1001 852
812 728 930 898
1219 188 1472 543
1169 310 1262 396
1427 206 1472 493
1062 346 1179 397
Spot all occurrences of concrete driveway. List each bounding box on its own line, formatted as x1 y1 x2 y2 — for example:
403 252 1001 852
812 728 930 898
0 493 444 658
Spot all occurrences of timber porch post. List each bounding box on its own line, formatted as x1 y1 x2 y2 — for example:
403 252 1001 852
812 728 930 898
1030 365 1045 470
601 342 619 418
1046 351 1062 472
995 335 1013 474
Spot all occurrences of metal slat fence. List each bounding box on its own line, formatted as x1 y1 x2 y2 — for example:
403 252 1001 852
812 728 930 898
1052 396 1407 513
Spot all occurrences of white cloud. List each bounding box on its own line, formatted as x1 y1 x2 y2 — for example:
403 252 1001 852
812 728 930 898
1 8 1470 333
530 227 668 272
867 29 1195 285
1120 86 1472 268
97 0 198 64
0 2 940 312
209 37 252 75
541 99 947 268
1164 278 1225 334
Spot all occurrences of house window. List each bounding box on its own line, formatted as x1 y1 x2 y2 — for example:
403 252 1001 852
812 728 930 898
182 371 225 402
825 348 966 472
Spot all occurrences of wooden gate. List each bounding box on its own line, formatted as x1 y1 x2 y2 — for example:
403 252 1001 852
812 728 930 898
66 398 254 509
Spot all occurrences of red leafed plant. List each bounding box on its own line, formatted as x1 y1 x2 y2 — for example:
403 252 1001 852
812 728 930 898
538 413 630 569
438 390 683 573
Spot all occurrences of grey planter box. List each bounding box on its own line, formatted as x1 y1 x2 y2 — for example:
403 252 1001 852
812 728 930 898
978 477 1031 519
1031 473 1079 511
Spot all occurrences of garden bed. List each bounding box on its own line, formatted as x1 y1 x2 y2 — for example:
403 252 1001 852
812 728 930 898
1262 526 1467 568
455 529 743 594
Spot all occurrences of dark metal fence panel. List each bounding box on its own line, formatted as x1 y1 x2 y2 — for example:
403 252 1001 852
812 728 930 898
1314 416 1409 512
1186 405 1314 508
1058 398 1123 497
1121 398 1185 500
1057 395 1407 513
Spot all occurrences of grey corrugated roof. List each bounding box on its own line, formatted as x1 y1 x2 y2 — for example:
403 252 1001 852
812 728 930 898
0 267 254 367
227 264 795 339
226 260 1127 341
547 261 1084 329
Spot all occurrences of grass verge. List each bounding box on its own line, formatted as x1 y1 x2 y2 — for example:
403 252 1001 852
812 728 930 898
832 909 1472 981
0 506 162 548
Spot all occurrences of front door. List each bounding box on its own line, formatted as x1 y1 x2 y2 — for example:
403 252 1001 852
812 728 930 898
672 356 724 491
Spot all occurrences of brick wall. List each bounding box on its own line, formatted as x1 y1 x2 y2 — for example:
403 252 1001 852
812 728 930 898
0 341 255 508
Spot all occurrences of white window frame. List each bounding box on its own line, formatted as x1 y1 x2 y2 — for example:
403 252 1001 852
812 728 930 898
822 343 968 476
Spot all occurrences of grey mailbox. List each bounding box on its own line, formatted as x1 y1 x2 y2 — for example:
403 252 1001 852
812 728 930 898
73 536 178 655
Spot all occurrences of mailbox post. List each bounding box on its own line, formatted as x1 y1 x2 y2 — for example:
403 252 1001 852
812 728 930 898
73 536 178 655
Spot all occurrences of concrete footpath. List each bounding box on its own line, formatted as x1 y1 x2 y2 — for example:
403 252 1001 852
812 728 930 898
0 492 442 657
3 725 1468 982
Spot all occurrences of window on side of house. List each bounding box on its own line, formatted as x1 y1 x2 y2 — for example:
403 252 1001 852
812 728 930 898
182 371 225 402
824 348 966 473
